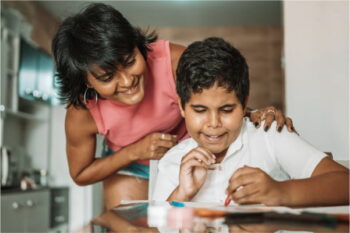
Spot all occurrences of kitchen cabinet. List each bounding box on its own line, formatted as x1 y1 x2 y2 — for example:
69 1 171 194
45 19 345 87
50 187 69 230
1 189 50 232
1 14 52 183
18 39 60 105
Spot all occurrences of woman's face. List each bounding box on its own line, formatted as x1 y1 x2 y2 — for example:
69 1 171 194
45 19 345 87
86 47 147 105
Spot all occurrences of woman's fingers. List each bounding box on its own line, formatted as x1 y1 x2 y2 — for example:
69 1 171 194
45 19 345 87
249 110 263 128
285 117 298 134
157 133 178 143
262 109 276 131
275 109 285 132
155 139 177 149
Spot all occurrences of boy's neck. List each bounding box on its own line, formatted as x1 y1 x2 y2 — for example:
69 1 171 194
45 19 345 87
214 149 228 163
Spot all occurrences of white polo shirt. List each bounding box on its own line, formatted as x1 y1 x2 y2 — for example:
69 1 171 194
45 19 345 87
153 118 326 203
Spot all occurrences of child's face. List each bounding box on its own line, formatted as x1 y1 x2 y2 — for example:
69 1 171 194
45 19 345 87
180 83 246 159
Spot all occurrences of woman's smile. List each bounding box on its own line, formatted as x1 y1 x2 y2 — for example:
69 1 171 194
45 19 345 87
116 76 141 96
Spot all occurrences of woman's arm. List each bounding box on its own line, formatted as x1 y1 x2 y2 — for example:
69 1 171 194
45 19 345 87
65 106 135 185
65 106 177 186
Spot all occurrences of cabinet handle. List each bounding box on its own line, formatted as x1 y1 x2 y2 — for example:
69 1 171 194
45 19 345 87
54 196 65 203
55 215 65 223
26 199 35 207
12 202 20 209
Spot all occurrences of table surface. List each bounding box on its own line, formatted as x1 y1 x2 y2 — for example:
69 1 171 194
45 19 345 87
92 202 349 233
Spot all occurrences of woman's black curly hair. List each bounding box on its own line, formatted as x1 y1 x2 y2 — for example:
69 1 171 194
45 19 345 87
176 37 249 109
52 3 157 108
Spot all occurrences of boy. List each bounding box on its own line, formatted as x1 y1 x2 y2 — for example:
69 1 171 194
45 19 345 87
153 37 349 206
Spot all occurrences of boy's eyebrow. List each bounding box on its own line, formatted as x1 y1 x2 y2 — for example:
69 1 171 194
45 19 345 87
190 104 237 108
190 104 207 108
219 104 237 108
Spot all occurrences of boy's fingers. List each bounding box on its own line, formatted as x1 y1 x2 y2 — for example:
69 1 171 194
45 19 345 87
235 193 261 205
231 184 259 201
227 172 256 195
230 165 257 181
182 158 209 170
182 149 215 166
196 146 216 160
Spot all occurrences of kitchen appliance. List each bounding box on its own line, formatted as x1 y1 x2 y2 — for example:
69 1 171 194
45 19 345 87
1 146 20 188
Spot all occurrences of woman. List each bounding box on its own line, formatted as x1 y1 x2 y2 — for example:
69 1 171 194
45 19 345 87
52 3 294 209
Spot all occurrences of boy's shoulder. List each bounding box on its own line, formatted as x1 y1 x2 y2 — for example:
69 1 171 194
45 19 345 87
159 137 198 165
244 118 292 142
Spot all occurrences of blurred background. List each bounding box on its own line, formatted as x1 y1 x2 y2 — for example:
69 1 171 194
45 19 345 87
1 1 348 232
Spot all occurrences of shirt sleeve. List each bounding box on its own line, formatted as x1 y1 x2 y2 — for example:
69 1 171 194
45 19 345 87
265 122 327 179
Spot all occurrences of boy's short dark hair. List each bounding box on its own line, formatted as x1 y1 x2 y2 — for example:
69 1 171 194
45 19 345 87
52 3 157 108
176 37 249 109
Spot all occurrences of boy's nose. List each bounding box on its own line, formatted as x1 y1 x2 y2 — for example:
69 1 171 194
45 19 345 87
208 113 222 128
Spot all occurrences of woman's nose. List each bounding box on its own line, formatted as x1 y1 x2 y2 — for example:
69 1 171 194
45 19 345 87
118 72 133 87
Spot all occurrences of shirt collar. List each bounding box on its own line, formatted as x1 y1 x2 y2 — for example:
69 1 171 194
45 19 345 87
221 117 248 163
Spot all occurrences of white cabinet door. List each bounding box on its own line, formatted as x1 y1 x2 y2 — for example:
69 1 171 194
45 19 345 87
1 190 50 232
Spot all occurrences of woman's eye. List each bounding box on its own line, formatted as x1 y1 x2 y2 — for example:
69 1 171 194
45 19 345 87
100 75 113 82
125 59 136 67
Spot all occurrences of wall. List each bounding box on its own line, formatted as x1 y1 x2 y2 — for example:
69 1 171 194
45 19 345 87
284 1 349 160
2 1 59 53
157 26 284 110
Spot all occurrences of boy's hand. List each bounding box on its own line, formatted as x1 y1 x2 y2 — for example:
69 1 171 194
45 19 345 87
178 147 216 200
226 165 286 206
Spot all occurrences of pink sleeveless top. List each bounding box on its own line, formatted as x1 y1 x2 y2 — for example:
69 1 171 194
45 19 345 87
87 40 187 164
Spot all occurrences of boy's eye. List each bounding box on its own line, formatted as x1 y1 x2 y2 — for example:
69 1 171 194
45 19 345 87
221 108 233 113
193 108 206 113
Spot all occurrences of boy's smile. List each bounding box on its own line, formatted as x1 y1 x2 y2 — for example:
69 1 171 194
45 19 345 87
180 83 246 162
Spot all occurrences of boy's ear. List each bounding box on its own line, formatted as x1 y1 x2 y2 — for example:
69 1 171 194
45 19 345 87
244 96 249 114
178 97 185 118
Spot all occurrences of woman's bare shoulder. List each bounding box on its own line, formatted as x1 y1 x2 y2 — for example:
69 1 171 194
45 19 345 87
169 42 186 80
66 105 98 136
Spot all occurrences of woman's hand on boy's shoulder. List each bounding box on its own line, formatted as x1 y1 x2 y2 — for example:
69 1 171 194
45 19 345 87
246 106 298 134
226 165 287 206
